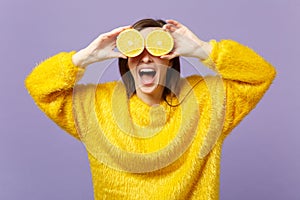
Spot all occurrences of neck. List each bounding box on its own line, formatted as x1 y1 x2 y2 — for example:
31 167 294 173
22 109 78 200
136 86 164 106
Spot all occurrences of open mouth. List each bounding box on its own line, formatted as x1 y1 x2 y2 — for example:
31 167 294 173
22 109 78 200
138 68 157 85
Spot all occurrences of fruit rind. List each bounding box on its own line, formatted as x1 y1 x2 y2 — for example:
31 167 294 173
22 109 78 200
145 30 174 56
116 29 144 57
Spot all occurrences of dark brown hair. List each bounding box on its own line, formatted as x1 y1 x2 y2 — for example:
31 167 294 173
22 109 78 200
118 18 181 99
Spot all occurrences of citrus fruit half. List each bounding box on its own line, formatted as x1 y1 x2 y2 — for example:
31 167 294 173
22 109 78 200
116 29 144 57
145 29 174 56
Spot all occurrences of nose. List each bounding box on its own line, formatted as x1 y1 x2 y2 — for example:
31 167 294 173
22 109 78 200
140 49 153 63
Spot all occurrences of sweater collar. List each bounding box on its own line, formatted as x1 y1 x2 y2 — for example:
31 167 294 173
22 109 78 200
128 94 174 128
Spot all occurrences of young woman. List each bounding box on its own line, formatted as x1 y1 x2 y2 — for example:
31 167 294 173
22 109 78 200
25 19 276 199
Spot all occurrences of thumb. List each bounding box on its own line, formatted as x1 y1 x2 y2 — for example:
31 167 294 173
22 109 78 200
110 51 127 59
160 53 178 60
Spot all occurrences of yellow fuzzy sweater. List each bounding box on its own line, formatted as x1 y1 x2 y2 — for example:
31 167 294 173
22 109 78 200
25 40 276 199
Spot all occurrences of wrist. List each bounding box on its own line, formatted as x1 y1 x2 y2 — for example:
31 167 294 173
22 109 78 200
194 41 212 61
72 48 91 68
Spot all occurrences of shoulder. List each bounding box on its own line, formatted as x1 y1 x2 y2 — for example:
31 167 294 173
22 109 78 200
183 75 222 91
95 81 127 102
74 81 123 101
180 75 225 101
185 75 203 84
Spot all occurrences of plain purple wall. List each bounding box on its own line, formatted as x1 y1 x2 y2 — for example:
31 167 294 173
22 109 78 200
1 0 299 199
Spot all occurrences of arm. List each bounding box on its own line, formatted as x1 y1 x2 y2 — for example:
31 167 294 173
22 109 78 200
202 39 276 134
163 19 276 134
25 26 130 140
25 52 84 140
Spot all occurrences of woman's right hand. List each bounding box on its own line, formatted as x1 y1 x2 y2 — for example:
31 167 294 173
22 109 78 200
72 25 131 68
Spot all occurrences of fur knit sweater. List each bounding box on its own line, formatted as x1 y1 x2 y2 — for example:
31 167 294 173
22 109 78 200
25 39 276 199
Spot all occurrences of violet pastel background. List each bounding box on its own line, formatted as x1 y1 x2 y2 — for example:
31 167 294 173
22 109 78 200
0 0 299 199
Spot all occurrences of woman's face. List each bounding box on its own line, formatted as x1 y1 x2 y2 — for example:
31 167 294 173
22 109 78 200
127 27 171 96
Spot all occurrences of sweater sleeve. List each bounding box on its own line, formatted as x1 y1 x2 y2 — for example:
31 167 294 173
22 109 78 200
202 39 276 135
25 51 85 140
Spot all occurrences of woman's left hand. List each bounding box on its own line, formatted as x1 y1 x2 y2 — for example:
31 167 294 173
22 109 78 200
161 19 212 61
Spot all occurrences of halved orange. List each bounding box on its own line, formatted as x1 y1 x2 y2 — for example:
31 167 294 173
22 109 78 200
116 29 144 57
145 30 174 56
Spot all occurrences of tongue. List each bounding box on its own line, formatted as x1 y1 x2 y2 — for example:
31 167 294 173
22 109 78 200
141 74 155 85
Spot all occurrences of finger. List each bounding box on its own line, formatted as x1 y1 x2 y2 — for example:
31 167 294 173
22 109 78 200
111 25 132 33
108 25 132 37
110 51 127 59
160 54 176 60
160 52 178 60
162 24 177 32
166 19 182 28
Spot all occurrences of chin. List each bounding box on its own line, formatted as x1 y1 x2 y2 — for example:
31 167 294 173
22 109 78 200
137 83 160 95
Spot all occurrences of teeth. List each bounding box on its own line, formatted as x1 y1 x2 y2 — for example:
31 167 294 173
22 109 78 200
140 69 155 73
139 68 156 77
